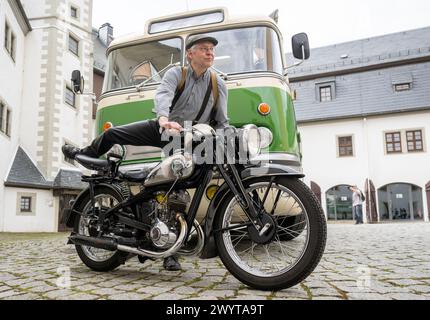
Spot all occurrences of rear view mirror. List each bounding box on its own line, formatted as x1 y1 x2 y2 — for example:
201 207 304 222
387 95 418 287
71 70 84 94
292 33 310 60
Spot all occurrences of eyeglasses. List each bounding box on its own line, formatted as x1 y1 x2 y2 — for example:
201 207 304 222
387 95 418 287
195 46 215 53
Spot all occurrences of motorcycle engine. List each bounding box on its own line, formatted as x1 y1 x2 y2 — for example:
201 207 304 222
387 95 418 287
148 190 190 249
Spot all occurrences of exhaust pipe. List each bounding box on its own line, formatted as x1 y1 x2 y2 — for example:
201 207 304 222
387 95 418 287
69 234 118 251
177 219 205 257
117 214 188 259
69 214 188 259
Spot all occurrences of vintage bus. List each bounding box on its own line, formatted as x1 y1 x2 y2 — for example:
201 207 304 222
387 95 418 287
96 7 307 168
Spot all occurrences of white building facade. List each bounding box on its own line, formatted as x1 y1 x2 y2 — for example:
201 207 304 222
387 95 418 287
0 0 31 232
289 27 430 223
1 0 94 232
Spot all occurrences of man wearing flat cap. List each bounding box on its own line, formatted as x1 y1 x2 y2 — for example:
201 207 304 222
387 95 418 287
62 34 228 271
156 34 228 135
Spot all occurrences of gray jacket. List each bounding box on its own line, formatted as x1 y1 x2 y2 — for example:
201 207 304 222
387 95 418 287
155 66 229 129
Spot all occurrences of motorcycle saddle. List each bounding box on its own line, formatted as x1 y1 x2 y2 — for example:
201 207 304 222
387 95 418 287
75 154 110 170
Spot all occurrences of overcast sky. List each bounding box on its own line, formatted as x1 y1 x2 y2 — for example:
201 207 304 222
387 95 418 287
93 0 430 50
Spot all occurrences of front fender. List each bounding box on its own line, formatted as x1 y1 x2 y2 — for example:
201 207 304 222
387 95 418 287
241 163 304 180
200 181 230 259
64 183 123 229
200 163 304 259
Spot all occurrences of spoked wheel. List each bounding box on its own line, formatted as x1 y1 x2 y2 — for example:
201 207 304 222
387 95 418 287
74 187 128 272
214 177 327 291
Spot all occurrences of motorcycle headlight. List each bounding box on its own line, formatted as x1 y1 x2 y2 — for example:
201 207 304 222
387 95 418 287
241 124 261 158
258 127 273 149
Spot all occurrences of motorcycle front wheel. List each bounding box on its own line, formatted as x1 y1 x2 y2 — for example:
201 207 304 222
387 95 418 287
214 177 327 291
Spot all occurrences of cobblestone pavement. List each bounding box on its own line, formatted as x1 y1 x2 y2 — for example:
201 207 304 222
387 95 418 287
0 223 429 300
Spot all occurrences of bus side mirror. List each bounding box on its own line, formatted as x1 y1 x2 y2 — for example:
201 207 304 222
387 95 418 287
292 33 310 60
71 70 85 94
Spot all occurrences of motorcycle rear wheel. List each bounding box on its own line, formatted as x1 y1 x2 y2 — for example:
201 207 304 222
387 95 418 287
73 187 128 272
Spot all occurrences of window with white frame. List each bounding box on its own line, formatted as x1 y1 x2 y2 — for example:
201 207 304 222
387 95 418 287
20 197 32 212
10 33 16 61
315 81 336 102
5 108 11 136
68 34 79 56
0 102 4 133
338 136 354 157
4 21 10 51
4 20 16 61
385 132 402 154
65 86 76 107
320 86 332 102
385 129 426 155
0 100 12 137
71 6 79 19
406 130 424 152
394 83 411 92
17 193 36 216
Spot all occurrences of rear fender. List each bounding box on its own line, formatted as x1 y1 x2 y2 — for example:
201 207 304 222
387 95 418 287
65 183 123 229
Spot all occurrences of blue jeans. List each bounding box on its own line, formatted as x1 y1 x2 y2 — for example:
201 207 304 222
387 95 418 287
353 205 363 224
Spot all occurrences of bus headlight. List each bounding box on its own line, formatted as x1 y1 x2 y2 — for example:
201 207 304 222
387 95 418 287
241 124 261 158
258 127 273 149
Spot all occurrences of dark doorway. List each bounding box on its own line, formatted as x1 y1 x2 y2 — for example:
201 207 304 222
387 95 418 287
58 193 79 232
378 183 424 221
326 185 353 221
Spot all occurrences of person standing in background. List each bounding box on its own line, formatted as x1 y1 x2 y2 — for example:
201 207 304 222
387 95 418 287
350 185 364 224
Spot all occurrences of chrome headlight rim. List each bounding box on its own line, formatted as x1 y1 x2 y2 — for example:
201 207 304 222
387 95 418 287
258 127 273 149
241 124 261 158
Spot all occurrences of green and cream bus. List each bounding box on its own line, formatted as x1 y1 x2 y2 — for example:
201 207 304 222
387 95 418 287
95 7 308 171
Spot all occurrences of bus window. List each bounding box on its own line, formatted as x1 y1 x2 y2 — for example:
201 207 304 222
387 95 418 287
193 27 283 75
149 11 224 34
103 38 182 93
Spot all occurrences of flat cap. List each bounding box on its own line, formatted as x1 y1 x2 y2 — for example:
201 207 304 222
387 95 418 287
186 34 218 50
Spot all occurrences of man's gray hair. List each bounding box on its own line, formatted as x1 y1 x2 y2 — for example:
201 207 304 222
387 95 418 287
186 45 198 63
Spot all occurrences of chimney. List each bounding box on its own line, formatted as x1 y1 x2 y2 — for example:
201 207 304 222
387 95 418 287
99 23 113 46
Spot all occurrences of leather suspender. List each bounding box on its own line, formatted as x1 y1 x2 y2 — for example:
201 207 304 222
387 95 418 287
169 68 219 125
193 76 213 122
169 67 188 113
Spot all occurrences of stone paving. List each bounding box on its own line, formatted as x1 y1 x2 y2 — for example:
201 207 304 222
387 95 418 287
0 222 429 300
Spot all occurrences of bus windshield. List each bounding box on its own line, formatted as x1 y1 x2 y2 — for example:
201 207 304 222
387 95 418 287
102 26 283 93
201 26 283 75
103 38 182 93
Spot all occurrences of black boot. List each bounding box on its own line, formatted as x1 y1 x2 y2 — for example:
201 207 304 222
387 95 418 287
62 144 81 160
163 256 181 271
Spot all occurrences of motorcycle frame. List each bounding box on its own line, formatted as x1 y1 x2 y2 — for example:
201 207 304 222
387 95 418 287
69 154 269 247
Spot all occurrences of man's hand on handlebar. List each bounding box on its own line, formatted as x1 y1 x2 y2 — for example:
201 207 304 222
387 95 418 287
158 116 183 135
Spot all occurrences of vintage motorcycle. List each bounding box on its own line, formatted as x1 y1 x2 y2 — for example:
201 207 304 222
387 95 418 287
64 124 326 291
